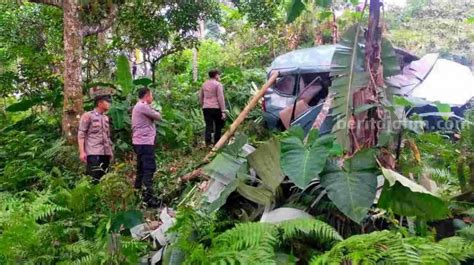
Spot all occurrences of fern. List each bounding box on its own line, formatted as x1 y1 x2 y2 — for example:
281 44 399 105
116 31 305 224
278 218 342 243
71 254 97 265
437 236 474 262
423 167 453 185
199 218 342 264
413 240 457 264
311 231 474 265
213 222 278 251
63 236 96 256
457 224 474 240
311 231 402 265
41 138 66 160
381 241 420 264
209 247 276 265
28 192 69 221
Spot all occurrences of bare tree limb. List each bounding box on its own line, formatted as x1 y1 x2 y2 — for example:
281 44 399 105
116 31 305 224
27 0 62 8
82 4 118 37
150 47 179 65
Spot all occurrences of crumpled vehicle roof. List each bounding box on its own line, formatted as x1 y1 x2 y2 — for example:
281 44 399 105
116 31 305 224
268 45 338 74
269 45 474 106
387 54 474 105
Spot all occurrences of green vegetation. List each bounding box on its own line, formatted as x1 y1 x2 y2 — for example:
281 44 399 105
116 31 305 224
1 0 473 264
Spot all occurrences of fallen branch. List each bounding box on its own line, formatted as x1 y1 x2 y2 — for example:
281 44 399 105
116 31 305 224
180 168 204 182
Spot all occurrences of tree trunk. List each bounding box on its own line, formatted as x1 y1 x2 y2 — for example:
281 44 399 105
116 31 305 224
192 20 204 82
29 0 118 144
351 0 383 152
62 0 84 143
151 61 156 84
97 30 111 80
192 47 198 81
331 10 338 44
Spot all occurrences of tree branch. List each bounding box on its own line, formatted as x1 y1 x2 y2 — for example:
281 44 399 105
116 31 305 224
82 4 118 37
150 48 179 65
27 0 62 8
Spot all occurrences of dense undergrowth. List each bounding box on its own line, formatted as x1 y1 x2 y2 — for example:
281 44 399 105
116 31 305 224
1 1 474 264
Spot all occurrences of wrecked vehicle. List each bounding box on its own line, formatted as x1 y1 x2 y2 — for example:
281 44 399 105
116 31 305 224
263 45 474 134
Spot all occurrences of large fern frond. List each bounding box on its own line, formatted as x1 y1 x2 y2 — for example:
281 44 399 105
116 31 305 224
63 236 96 256
457 224 474 240
41 138 66 160
423 167 453 185
437 236 474 262
28 192 69 221
209 246 276 265
311 231 474 265
213 222 278 251
311 231 393 264
278 218 342 243
71 254 98 265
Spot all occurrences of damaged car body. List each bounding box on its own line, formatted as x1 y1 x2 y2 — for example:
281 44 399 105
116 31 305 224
263 45 474 134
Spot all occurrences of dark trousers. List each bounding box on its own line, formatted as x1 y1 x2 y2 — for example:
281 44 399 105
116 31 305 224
86 155 110 184
133 145 157 203
203 108 224 145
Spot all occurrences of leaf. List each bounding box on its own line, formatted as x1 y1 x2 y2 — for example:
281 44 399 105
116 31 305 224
6 99 35 112
330 24 370 151
434 101 451 121
204 179 239 213
115 55 133 94
108 102 130 130
236 177 273 206
111 210 143 232
6 97 45 112
467 16 474 24
381 38 401 77
393 95 413 107
221 133 248 157
315 0 332 8
320 149 379 223
318 10 333 20
378 167 449 220
394 96 432 108
275 252 297 265
286 0 306 23
133 77 153 87
247 137 284 192
287 125 305 141
162 245 185 265
354 104 378 114
281 129 333 189
203 153 245 185
377 131 395 147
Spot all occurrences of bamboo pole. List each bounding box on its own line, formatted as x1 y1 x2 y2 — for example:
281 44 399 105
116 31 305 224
203 71 280 162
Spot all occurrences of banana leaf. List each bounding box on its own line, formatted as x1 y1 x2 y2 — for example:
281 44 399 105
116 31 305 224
247 137 284 192
329 24 370 151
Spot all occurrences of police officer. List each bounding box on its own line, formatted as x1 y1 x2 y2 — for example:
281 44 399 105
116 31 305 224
78 94 113 183
132 87 161 207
